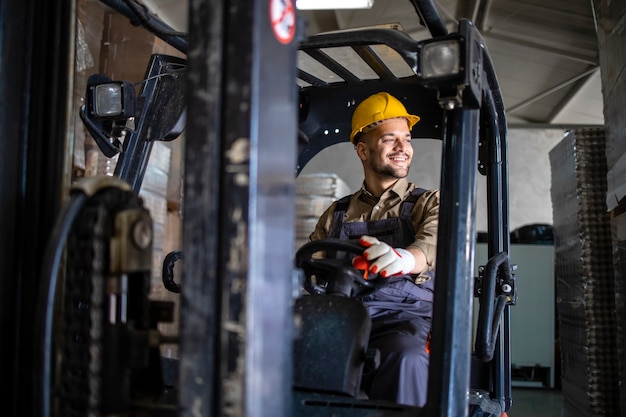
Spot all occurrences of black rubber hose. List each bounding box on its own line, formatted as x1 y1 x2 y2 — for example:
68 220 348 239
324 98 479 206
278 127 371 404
409 0 448 37
162 250 183 293
35 192 89 417
99 0 188 54
475 251 511 361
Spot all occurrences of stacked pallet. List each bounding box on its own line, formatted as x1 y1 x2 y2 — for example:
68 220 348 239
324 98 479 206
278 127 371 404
549 128 619 416
295 173 351 251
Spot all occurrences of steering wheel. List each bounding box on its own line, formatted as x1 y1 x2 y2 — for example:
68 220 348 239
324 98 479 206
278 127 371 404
295 238 388 298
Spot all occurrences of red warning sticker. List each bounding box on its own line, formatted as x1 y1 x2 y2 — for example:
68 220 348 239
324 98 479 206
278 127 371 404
270 0 296 44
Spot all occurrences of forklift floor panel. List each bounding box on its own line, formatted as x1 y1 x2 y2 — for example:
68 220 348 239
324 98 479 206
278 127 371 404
509 388 562 417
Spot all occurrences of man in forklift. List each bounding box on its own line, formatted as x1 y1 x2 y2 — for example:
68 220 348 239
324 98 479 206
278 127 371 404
308 91 440 407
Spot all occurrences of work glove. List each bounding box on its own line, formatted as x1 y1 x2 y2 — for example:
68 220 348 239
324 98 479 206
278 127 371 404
352 235 415 278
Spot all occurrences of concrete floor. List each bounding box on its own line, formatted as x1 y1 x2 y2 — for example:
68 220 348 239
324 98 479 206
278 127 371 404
508 388 563 417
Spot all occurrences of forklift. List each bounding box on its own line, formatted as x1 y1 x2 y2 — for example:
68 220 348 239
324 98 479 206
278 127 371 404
27 0 515 416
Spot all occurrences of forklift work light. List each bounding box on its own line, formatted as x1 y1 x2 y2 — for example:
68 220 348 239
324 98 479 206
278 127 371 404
421 40 461 79
80 74 138 157
90 81 136 119
418 21 484 109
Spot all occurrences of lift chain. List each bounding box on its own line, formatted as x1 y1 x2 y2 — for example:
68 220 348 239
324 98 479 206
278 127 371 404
58 186 146 417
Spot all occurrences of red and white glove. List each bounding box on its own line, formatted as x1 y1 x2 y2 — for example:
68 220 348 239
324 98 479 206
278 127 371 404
352 235 415 278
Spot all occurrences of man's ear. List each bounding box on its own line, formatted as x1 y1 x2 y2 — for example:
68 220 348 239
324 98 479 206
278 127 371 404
356 142 368 161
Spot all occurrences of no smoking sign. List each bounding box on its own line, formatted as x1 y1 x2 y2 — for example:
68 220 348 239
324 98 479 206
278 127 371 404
270 0 296 44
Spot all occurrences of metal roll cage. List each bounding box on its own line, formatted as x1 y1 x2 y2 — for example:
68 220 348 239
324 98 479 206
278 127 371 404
41 0 513 416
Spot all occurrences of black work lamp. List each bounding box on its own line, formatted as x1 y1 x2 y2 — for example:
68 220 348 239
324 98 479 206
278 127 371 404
80 74 137 157
417 20 484 109
88 81 136 119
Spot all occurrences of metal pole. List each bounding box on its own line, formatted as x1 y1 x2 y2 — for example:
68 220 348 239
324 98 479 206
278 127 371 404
181 0 297 416
426 107 480 417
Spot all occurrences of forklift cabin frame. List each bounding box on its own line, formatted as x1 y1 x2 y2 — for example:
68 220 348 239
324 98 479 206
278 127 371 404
44 0 513 416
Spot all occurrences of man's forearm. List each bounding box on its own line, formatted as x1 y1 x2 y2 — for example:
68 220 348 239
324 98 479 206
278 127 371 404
406 247 428 275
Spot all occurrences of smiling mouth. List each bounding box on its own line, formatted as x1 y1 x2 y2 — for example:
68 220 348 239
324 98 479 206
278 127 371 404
389 154 409 163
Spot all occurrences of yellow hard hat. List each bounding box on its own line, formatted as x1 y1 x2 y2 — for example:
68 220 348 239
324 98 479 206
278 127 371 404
350 92 420 144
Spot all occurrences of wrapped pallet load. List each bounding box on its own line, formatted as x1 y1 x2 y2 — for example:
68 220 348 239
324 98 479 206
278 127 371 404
295 173 350 250
549 128 619 416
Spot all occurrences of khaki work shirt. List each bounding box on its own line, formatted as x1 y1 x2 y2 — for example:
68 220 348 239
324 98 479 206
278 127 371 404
309 178 440 275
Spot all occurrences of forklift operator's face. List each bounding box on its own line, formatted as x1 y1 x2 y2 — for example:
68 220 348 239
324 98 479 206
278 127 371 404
357 118 413 180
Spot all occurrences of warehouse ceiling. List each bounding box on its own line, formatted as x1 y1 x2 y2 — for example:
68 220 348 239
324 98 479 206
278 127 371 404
142 0 603 127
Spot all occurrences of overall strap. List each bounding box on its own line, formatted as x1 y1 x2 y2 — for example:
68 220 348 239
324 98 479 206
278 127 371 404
399 187 428 220
328 194 352 238
399 187 435 293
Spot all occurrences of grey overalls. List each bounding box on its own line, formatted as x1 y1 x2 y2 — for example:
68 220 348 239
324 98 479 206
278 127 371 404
328 188 434 407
